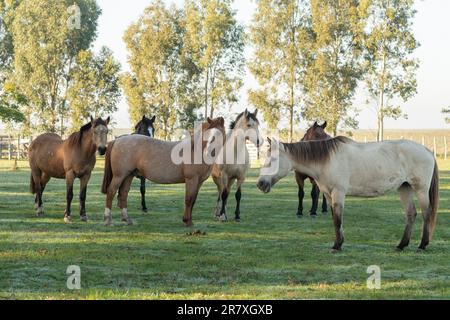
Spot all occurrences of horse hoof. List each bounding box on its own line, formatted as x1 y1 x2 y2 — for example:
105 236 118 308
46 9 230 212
142 208 148 213
416 247 426 253
219 214 228 222
184 220 193 227
330 248 341 254
64 216 72 224
80 215 88 222
104 220 113 227
35 212 45 218
126 219 134 226
396 246 404 252
310 214 317 219
235 218 241 223
296 213 303 219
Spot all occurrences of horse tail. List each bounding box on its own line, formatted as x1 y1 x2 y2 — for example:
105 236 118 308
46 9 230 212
101 140 115 194
428 160 439 239
30 174 36 194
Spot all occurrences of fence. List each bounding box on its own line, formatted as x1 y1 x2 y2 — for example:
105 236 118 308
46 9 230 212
1 130 449 161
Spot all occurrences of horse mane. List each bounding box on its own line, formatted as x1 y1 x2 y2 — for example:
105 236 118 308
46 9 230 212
282 136 352 164
230 111 259 130
67 118 108 147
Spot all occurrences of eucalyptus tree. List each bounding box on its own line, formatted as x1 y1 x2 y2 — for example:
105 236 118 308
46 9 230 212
364 0 419 141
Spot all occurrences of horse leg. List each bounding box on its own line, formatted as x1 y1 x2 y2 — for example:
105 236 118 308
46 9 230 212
330 190 345 252
104 176 123 226
79 173 91 222
32 170 44 217
415 189 432 251
310 180 319 217
322 194 328 214
64 171 75 224
295 172 305 218
118 175 134 226
397 185 417 251
183 177 202 227
213 176 223 218
234 177 244 222
139 176 148 213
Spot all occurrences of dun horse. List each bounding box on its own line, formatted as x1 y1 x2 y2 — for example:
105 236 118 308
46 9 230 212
212 109 262 222
133 115 156 212
101 117 226 226
257 137 439 252
296 122 330 218
29 117 110 223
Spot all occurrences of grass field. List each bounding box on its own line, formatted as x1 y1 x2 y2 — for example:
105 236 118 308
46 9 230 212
0 159 448 300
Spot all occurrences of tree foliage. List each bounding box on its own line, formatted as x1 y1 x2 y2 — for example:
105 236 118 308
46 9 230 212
302 0 369 136
364 0 419 141
9 0 101 134
67 47 121 129
248 0 313 141
183 0 245 118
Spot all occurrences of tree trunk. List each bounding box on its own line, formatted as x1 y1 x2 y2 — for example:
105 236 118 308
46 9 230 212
204 69 209 119
289 84 294 143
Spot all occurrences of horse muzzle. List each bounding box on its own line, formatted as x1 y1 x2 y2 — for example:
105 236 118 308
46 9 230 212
257 179 271 194
98 146 107 156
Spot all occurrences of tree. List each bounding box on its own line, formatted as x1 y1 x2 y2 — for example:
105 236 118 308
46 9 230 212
0 0 18 77
248 0 313 142
303 0 369 136
364 0 419 141
122 0 184 140
9 0 101 134
183 0 245 119
67 47 121 129
443 107 450 124
0 82 26 123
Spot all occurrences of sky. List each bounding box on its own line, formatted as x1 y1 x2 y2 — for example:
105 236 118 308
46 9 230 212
92 0 450 130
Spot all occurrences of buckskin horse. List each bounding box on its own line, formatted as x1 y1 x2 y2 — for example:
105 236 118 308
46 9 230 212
29 117 110 223
212 109 262 222
257 137 439 252
101 117 226 227
296 121 330 218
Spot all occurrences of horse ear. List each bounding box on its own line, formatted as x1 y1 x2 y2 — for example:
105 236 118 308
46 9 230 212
142 115 146 121
106 116 111 125
267 137 272 145
90 115 94 124
151 115 156 122
218 117 224 126
314 121 319 128
321 121 327 129
254 109 259 117
244 109 249 117
207 117 213 124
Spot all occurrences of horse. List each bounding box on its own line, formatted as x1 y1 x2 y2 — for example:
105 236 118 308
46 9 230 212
296 121 330 218
257 137 439 252
212 109 262 222
133 115 156 213
29 117 110 223
101 117 226 227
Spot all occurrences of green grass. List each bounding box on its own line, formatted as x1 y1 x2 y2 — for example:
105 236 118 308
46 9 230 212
0 159 449 300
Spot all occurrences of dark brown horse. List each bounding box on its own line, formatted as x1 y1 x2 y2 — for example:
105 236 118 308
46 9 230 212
296 121 331 218
29 117 110 223
101 117 226 227
133 115 156 212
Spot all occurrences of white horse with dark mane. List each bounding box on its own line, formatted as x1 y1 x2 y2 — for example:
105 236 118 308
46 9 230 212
257 137 439 252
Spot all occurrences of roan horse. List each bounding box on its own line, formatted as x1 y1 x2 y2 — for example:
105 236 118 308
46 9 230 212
133 115 156 213
257 137 439 252
29 117 110 223
101 117 226 226
296 121 330 218
212 109 262 222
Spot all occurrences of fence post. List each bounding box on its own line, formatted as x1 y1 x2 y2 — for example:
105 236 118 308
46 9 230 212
0 137 2 159
17 135 21 160
8 135 12 160
444 137 448 161
433 137 437 158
